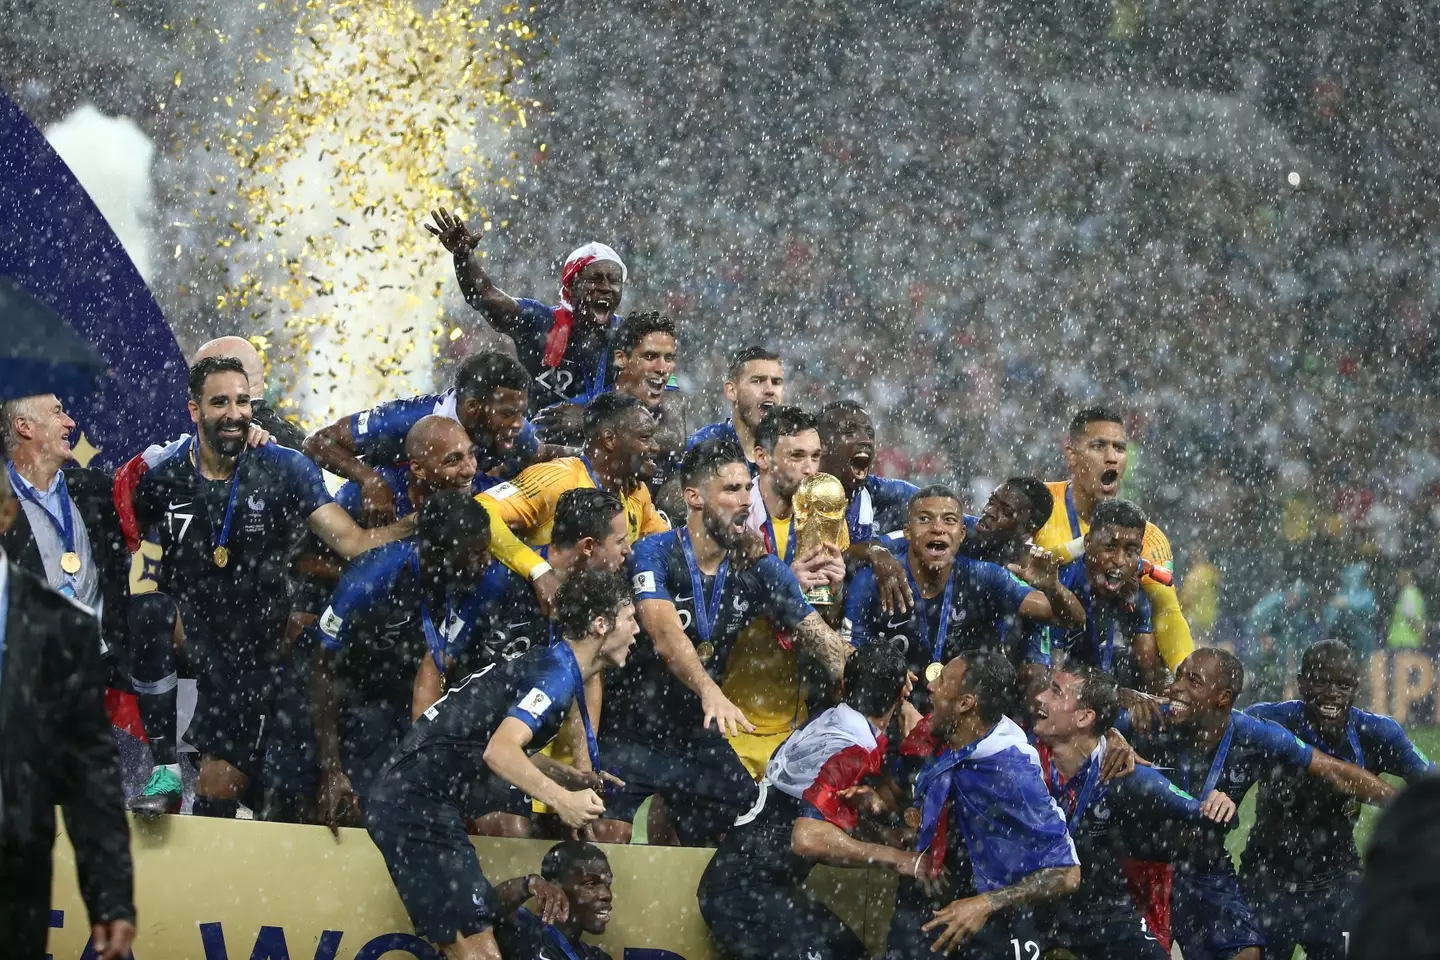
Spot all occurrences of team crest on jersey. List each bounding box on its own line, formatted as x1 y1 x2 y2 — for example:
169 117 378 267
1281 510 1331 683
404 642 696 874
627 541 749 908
1090 798 1111 823
517 688 552 718
732 595 750 615
247 494 265 511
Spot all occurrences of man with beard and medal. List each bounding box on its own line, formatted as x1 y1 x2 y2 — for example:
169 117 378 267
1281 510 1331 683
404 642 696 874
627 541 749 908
120 357 413 820
1119 647 1397 960
847 486 1082 713
590 437 850 845
1240 640 1433 960
427 208 628 415
1032 407 1192 672
309 492 495 833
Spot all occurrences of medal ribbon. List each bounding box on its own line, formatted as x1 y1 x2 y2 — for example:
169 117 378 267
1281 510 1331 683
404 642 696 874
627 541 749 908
191 437 243 561
679 527 729 645
1182 716 1237 799
1064 484 1082 539
7 462 78 563
1046 751 1105 832
903 554 956 666
411 548 455 669
554 639 602 772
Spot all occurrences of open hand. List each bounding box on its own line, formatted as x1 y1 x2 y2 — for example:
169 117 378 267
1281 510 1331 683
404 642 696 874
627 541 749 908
425 206 483 256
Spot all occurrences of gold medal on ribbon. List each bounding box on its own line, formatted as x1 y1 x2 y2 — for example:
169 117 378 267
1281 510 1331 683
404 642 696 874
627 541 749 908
213 545 230 568
60 551 82 575
925 661 944 685
903 807 923 829
696 641 715 663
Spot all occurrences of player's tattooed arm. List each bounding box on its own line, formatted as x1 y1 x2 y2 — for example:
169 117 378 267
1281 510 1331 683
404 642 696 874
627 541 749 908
1308 750 1398 806
983 865 1082 913
793 611 850 681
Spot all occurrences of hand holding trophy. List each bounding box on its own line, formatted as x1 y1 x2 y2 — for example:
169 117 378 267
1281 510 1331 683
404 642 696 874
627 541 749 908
793 473 849 606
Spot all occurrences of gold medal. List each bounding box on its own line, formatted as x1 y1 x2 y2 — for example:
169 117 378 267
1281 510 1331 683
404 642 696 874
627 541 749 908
904 807 922 829
213 545 230 568
696 641 714 663
60 551 81 575
925 661 944 685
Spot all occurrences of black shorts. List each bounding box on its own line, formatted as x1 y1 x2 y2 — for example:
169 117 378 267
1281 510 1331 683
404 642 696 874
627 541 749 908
698 851 868 960
365 794 496 944
1170 870 1265 960
185 666 275 777
263 660 318 795
601 733 758 845
339 702 411 801
1242 872 1358 960
1038 905 1169 960
288 577 332 618
886 877 1045 960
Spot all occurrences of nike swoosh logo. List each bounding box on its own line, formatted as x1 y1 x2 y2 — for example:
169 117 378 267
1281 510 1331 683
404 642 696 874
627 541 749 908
385 619 413 629
675 595 692 603
168 501 192 511
506 621 533 629
886 619 911 629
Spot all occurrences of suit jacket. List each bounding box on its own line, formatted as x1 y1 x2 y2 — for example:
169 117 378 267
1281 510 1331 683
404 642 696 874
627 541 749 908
0 559 136 925
0 467 132 665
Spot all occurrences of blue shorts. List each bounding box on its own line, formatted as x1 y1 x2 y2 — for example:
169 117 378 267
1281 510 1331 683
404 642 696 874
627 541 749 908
1038 904 1168 960
1242 872 1358 960
365 794 495 944
339 702 411 801
1171 870 1265 960
886 877 1045 960
601 734 757 846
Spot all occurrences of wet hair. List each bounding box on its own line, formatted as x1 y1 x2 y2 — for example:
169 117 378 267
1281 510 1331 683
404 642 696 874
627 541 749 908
727 345 780 382
554 568 633 642
1300 638 1359 678
957 650 1017 724
614 312 676 355
583 391 645 441
679 436 747 489
1200 647 1245 700
1091 498 1147 534
909 484 962 512
818 399 867 425
754 405 817 453
417 489 491 554
1060 664 1120 732
188 356 248 402
552 488 625 549
453 351 530 404
842 641 909 717
1003 477 1054 534
540 839 610 883
1068 405 1125 439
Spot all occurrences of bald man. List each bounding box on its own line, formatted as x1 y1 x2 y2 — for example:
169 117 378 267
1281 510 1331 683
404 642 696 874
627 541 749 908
192 336 305 448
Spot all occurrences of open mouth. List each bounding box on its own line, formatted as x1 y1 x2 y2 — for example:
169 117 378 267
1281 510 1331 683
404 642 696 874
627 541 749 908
921 538 950 561
644 376 667 400
594 906 613 923
1316 702 1345 720
1100 567 1126 589
217 421 247 441
1098 469 1120 493
495 429 518 451
730 509 750 534
850 449 873 484
588 295 618 322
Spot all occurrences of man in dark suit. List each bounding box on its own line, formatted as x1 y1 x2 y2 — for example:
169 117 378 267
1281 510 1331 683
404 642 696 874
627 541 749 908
0 464 136 958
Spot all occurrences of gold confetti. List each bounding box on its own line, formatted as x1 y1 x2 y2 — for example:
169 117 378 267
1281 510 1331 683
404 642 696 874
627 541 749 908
174 70 183 87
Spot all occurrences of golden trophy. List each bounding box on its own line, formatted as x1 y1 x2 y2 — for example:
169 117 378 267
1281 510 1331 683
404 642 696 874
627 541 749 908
793 472 849 606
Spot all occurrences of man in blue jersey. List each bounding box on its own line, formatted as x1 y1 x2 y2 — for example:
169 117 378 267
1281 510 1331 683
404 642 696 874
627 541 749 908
1123 647 1397 960
816 400 917 544
123 357 413 819
428 208 628 414
847 485 1083 713
698 642 926 960
492 840 618 960
1032 665 1219 960
960 477 1054 568
365 568 637 960
889 650 1080 959
1241 639 1433 960
591 436 850 845
686 345 785 478
303 352 544 527
310 491 494 832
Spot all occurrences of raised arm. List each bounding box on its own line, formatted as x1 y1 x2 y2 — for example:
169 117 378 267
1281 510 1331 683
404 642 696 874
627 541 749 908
307 502 415 560
791 817 923 874
425 207 521 330
637 597 755 738
1010 547 1085 628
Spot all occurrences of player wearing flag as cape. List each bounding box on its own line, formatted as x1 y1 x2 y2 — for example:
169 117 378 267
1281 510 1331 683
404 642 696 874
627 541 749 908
1032 406 1193 671
428 208 628 414
847 485 1083 713
722 405 848 777
309 492 494 832
698 642 927 960
1120 647 1397 960
1241 640 1433 960
888 650 1080 959
592 436 850 844
365 569 636 960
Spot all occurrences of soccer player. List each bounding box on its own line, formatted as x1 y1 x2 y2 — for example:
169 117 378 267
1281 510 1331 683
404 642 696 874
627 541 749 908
121 357 414 819
192 335 306 449
1241 639 1434 960
365 569 636 960
960 477 1054 567
698 642 926 960
593 437 850 844
723 405 847 776
427 207 627 413
1033 406 1193 671
493 840 617 960
816 400 917 544
848 485 1083 712
310 491 494 831
1032 665 1217 960
303 352 541 527
686 345 785 476
889 650 1080 959
1123 647 1397 960
1027 499 1165 699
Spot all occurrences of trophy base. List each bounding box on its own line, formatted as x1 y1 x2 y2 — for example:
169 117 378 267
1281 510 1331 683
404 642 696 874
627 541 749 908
803 585 834 606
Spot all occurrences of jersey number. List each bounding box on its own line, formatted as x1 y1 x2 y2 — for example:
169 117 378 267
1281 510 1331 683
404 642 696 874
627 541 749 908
677 607 693 632
1009 940 1039 960
535 368 574 395
166 511 193 542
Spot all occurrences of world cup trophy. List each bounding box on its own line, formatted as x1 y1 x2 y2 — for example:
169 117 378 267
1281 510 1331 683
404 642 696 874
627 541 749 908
793 473 849 606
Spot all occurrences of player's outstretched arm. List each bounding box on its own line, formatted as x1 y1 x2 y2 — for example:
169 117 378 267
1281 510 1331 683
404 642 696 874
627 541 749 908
1308 750 1398 806
638 598 754 737
308 502 416 560
1010 547 1085 628
483 717 605 828
424 207 521 330
792 611 850 682
791 817 924 874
